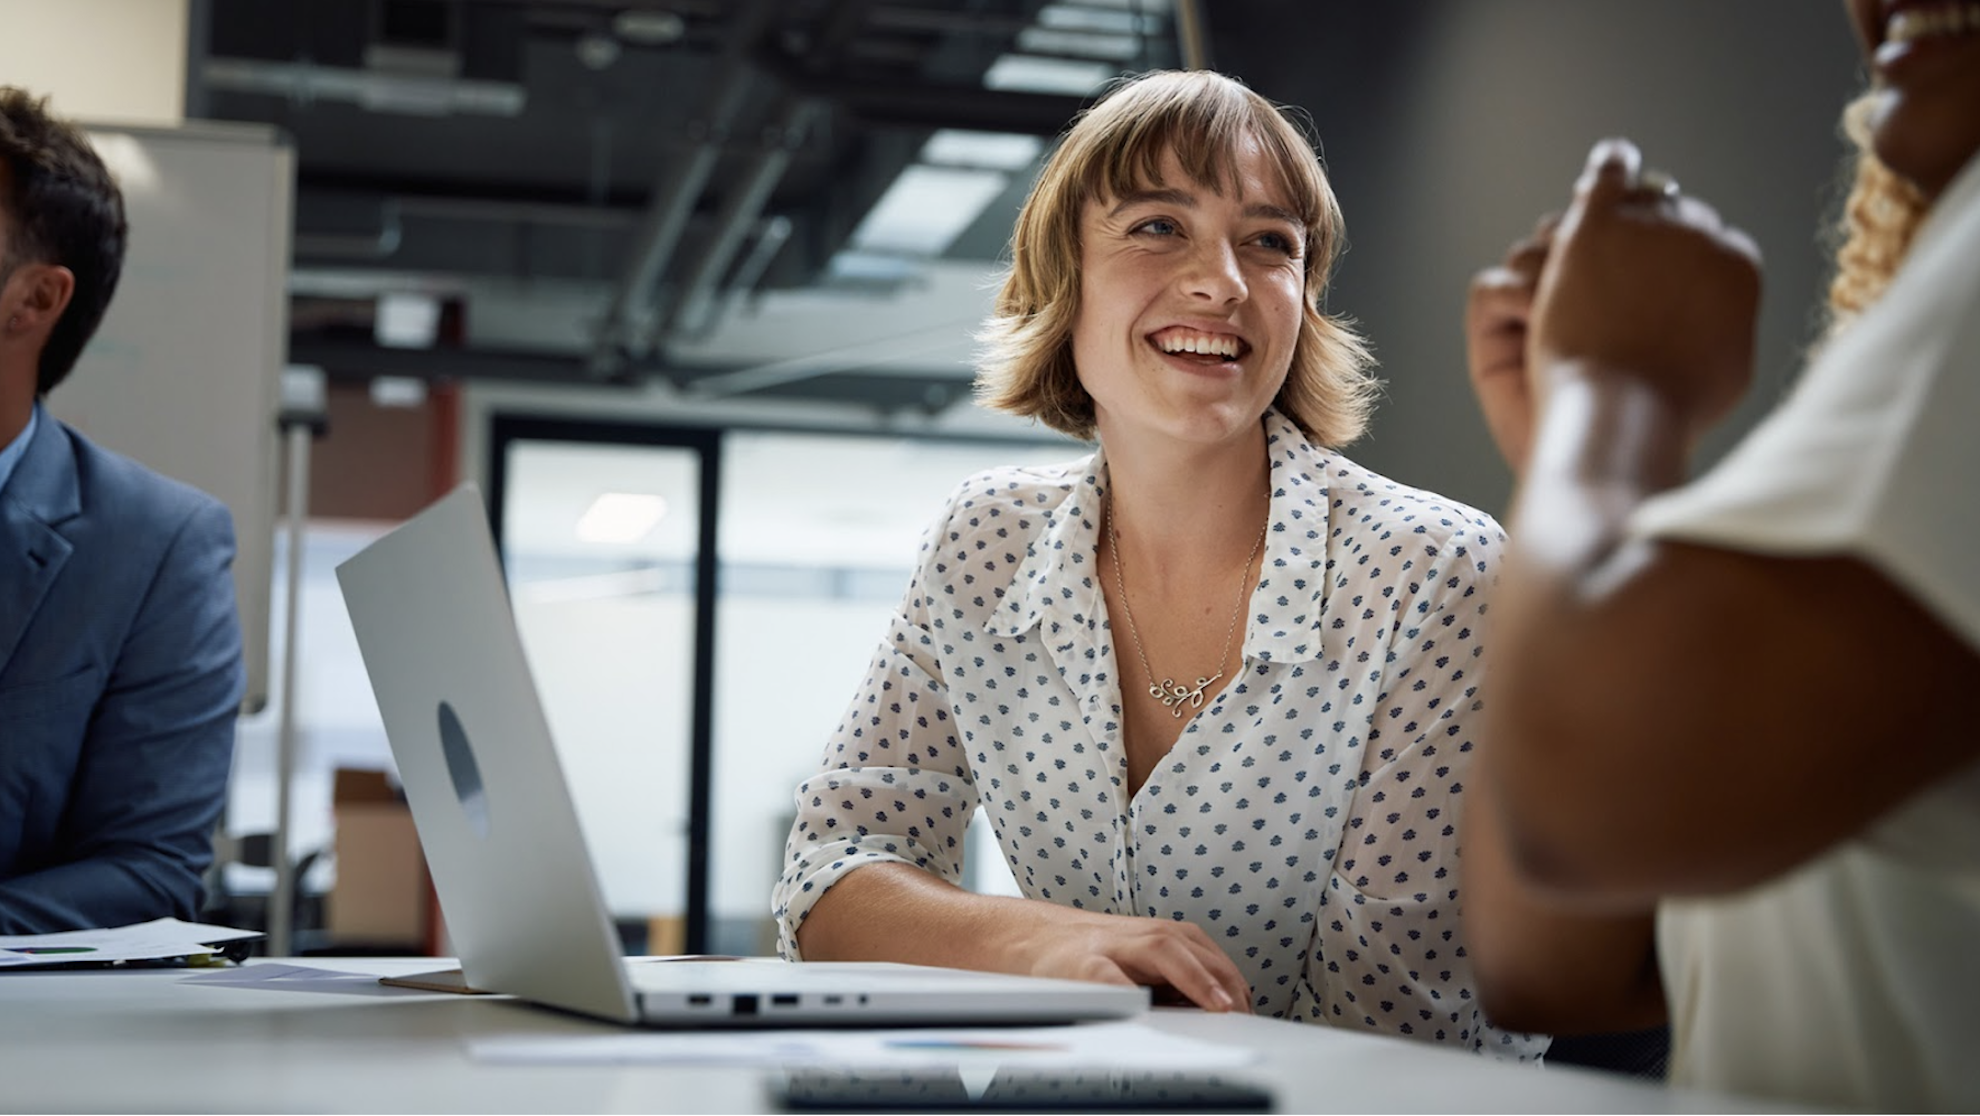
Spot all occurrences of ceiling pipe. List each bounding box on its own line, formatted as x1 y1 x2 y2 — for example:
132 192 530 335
587 0 782 379
649 0 874 351
683 318 979 399
672 214 792 343
651 97 822 349
201 56 526 115
293 199 404 261
751 43 1092 135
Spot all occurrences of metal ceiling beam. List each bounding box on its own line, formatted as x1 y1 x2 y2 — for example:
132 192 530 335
648 0 867 350
292 335 682 385
652 96 823 347
290 335 974 415
752 44 1094 135
587 0 781 379
682 318 981 399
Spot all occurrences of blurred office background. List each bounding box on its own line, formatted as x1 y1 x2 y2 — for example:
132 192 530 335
1 0 1861 956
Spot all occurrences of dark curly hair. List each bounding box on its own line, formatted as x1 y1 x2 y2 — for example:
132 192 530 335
0 86 128 395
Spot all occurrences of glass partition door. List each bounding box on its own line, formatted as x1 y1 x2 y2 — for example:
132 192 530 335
489 417 719 953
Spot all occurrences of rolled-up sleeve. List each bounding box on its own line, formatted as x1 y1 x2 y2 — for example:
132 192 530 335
773 524 978 960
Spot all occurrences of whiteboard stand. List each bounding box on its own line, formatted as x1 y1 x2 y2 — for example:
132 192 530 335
270 366 327 958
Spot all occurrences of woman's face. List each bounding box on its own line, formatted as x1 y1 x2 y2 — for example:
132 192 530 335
1847 0 1980 200
1070 134 1306 452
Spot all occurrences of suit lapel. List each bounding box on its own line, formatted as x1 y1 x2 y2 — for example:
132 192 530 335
0 415 79 673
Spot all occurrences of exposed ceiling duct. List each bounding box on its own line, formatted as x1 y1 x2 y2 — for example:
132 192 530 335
196 0 1185 413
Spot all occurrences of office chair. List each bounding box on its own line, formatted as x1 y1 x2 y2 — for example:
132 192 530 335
203 831 326 951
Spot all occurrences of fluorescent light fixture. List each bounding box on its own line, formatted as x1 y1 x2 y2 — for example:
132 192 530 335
612 9 686 45
375 291 440 348
576 492 668 545
825 250 923 284
849 164 1009 257
368 375 428 408
920 129 1045 171
1016 27 1143 61
1037 3 1147 33
981 53 1115 95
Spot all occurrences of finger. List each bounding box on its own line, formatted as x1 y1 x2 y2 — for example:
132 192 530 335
1574 137 1642 204
1115 948 1230 1011
1133 933 1251 1014
1720 224 1763 269
1468 267 1537 334
1509 212 1561 268
1660 195 1763 268
1504 233 1550 279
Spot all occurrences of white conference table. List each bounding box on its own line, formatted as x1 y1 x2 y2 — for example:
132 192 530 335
0 956 1804 1114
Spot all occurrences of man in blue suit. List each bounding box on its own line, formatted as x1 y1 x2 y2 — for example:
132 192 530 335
0 87 244 933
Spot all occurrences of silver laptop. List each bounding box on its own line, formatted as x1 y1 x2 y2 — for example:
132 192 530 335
334 482 1148 1028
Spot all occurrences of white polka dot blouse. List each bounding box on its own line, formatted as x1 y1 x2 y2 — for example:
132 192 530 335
774 408 1546 1060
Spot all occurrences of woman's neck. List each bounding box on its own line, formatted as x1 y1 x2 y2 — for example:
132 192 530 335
1100 420 1272 571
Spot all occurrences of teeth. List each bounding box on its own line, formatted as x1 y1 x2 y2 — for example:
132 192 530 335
1888 3 1980 43
1155 330 1241 358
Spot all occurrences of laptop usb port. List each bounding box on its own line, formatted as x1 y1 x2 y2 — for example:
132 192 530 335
688 994 712 1007
772 994 800 1008
732 994 759 1017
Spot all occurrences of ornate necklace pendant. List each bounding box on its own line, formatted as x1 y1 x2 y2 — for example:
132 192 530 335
1150 671 1222 718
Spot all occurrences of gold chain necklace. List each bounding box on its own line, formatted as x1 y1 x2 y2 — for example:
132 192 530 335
1106 498 1267 718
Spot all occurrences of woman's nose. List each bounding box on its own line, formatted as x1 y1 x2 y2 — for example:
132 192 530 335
1181 240 1246 303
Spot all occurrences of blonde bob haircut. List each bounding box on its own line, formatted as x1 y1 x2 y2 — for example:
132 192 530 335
974 69 1378 446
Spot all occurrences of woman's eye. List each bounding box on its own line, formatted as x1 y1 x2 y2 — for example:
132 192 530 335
1256 231 1299 255
1133 217 1179 237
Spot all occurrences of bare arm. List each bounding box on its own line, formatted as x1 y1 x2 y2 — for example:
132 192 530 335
1483 139 1980 906
1458 186 1665 1034
1461 747 1663 1035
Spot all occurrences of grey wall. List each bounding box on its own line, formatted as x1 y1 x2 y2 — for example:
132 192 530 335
1215 1 1865 516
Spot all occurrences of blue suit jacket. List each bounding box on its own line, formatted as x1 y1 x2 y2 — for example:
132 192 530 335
0 411 245 932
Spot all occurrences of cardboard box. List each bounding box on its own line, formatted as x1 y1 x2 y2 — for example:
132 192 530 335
324 768 430 949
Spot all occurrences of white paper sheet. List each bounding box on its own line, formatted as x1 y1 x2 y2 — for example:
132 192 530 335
0 917 262 967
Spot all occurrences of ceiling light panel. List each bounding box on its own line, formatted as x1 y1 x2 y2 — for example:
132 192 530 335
981 53 1117 95
919 130 1045 171
848 165 1011 257
1015 27 1143 60
575 492 669 545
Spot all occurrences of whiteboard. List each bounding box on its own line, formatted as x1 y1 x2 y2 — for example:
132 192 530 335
48 120 292 713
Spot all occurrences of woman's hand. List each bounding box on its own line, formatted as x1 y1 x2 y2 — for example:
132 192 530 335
1016 906 1254 1013
1529 138 1763 444
796 863 1252 1013
1466 215 1558 476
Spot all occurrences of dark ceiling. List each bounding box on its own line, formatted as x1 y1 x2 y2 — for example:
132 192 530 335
193 0 1202 413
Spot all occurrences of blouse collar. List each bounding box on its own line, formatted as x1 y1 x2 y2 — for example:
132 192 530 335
987 407 1336 665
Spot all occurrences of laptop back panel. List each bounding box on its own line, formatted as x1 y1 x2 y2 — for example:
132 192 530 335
336 484 641 1024
337 483 1149 1029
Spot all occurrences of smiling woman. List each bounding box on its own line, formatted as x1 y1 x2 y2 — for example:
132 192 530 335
771 69 1549 1062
